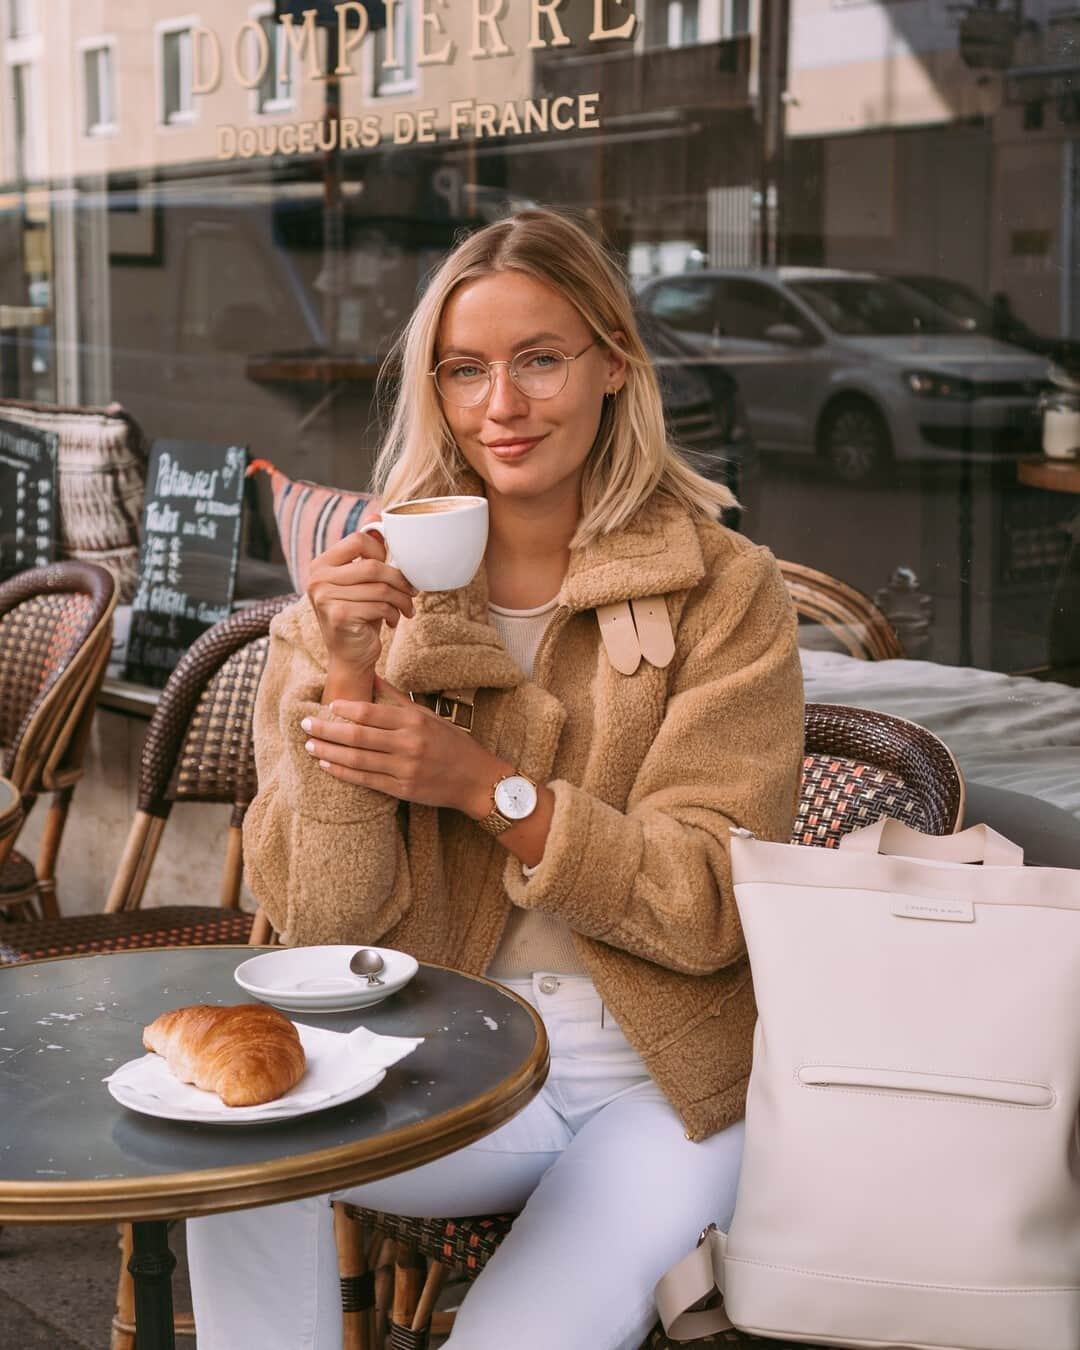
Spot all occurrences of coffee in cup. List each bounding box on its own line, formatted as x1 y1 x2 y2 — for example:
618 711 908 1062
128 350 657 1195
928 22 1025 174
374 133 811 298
358 495 488 592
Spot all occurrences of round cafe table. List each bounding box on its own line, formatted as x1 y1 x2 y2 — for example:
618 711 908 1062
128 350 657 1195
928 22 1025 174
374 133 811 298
0 946 549 1350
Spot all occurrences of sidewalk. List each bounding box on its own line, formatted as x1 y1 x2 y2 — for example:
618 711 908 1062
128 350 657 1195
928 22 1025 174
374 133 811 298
0 1222 193 1348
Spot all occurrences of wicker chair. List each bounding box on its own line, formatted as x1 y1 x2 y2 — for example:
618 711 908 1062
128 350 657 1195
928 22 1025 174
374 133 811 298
0 596 296 967
779 560 904 661
0 561 116 921
340 701 965 1350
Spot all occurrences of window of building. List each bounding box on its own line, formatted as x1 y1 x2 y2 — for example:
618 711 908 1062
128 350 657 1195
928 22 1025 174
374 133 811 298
646 0 701 48
254 10 296 114
726 0 752 36
83 43 117 137
374 0 417 95
7 0 34 39
11 61 37 178
159 23 196 126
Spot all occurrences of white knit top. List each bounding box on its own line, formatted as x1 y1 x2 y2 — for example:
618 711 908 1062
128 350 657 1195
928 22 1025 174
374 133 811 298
485 597 587 979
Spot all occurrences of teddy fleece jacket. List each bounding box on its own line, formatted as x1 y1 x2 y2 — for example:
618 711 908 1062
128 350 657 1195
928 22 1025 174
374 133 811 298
244 491 805 1141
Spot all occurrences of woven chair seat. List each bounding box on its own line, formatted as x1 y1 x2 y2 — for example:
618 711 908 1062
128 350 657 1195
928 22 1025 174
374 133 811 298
0 849 37 897
350 1209 818 1348
0 906 254 966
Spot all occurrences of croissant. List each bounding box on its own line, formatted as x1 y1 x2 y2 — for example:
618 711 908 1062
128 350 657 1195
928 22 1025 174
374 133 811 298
143 1004 306 1107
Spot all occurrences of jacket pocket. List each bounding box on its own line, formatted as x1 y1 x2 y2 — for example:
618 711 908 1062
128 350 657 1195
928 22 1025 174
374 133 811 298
796 1064 1054 1108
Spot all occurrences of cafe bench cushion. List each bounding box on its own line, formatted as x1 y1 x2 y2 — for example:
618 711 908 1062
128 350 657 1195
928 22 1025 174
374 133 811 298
248 459 377 593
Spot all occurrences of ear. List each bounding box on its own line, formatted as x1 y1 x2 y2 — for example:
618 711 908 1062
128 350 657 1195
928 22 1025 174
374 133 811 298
604 330 630 394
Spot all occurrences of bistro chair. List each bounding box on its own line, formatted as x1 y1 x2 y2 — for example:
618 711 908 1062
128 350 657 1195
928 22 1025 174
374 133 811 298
0 595 296 968
340 700 965 1350
779 560 905 661
0 561 116 921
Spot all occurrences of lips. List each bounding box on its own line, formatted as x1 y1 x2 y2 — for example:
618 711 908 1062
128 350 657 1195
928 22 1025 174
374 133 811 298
484 436 545 462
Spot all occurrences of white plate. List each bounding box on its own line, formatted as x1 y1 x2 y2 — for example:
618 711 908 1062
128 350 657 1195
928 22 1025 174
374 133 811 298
105 1020 423 1125
233 945 419 1013
108 1066 387 1126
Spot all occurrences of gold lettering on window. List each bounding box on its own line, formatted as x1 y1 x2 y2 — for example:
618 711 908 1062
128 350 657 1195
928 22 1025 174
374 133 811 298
231 19 271 90
280 8 324 82
335 2 370 75
528 0 571 50
192 26 223 95
470 0 511 59
590 0 636 42
418 0 454 66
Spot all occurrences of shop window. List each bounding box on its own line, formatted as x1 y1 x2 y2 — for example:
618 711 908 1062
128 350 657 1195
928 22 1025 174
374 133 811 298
6 0 34 39
254 10 296 114
374 0 416 96
159 22 197 126
82 42 116 138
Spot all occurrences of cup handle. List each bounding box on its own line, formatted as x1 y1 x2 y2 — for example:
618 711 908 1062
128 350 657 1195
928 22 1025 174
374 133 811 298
357 519 395 567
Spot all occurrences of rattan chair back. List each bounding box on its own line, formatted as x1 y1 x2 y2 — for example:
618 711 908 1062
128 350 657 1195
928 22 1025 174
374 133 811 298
104 595 296 914
780 560 904 661
0 562 116 790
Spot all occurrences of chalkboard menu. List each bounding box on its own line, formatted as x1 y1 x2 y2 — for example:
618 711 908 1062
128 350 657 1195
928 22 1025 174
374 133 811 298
0 416 58 580
125 440 247 687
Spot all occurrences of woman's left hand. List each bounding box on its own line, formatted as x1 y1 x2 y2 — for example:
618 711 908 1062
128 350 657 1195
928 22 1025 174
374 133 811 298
300 675 507 820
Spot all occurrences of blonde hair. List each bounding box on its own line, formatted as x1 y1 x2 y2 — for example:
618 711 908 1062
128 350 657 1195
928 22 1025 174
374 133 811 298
373 208 736 547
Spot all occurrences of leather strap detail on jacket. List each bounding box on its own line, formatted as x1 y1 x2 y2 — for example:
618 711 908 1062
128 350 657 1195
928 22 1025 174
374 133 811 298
597 596 675 676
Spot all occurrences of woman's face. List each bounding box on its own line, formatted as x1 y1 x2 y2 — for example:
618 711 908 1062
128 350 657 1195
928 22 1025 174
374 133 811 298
434 270 627 509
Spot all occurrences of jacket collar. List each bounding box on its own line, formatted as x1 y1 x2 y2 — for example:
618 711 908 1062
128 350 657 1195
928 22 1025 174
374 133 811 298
384 489 705 694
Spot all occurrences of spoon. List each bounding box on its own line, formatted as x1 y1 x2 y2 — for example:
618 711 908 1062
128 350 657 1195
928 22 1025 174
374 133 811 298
349 948 385 986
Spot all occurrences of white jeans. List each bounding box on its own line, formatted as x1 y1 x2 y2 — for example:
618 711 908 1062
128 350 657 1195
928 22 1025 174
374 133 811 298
187 975 744 1350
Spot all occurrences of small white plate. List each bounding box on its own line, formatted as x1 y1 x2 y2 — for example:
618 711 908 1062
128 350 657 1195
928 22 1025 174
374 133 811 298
234 945 419 1013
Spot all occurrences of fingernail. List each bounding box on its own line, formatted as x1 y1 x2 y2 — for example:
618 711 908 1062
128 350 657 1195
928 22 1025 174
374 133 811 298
327 702 337 716
318 760 331 770
301 717 312 732
304 739 316 753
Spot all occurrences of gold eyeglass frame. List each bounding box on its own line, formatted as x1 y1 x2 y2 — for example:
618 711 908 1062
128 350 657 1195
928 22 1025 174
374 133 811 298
429 339 598 407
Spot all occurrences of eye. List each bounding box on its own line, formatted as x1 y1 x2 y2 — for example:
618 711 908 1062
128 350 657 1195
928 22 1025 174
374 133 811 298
518 350 561 371
447 361 486 381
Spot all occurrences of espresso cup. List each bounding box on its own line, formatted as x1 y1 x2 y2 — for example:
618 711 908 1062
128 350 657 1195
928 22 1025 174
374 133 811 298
358 495 489 592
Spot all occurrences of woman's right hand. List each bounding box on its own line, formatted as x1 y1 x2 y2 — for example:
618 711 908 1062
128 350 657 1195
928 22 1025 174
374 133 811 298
306 523 417 677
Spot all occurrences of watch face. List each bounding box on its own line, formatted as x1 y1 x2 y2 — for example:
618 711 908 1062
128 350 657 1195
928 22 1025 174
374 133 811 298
494 775 537 821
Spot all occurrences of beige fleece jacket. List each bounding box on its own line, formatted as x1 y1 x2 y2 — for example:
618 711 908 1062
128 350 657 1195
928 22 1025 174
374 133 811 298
244 491 804 1141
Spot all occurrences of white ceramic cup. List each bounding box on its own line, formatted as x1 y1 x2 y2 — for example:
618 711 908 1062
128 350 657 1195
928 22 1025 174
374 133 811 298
358 495 489 592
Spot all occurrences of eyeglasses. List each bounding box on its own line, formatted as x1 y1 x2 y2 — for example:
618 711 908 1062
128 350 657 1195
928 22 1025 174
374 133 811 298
429 341 597 408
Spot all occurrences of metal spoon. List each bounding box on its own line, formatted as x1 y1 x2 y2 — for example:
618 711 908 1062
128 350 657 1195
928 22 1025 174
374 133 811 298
349 948 385 986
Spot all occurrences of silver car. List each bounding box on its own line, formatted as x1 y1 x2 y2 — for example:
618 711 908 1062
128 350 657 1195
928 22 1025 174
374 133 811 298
637 267 1051 481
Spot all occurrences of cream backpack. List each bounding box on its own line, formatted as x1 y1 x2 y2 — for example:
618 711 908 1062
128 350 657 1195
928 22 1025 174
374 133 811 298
656 819 1080 1349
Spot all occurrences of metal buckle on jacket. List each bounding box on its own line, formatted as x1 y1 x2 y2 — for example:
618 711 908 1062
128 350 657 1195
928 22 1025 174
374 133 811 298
408 691 474 734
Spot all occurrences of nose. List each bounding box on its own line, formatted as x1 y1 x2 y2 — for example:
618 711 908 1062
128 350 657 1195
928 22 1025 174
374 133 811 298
486 362 530 420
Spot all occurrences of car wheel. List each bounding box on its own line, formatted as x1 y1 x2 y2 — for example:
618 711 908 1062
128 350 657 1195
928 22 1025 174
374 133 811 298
818 400 893 483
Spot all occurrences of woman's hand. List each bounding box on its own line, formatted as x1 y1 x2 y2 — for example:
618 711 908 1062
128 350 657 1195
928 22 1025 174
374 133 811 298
306 524 416 698
300 676 509 819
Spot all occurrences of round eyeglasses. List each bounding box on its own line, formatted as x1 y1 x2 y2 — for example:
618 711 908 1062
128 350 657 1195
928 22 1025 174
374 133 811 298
429 340 597 408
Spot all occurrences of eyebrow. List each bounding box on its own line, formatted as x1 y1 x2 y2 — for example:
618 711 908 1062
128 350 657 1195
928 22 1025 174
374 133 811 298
438 331 569 359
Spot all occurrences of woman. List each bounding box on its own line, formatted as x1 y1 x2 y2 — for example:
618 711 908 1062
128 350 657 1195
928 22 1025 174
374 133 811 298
187 208 804 1350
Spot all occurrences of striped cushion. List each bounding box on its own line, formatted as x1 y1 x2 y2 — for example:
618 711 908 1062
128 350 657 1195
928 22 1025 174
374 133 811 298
249 460 377 592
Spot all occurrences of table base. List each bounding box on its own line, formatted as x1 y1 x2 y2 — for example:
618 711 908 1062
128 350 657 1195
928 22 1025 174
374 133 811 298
130 1221 177 1350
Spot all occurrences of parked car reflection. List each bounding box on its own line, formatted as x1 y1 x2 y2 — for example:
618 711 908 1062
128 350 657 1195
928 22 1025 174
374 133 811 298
637 268 1051 482
635 310 752 506
895 275 1080 372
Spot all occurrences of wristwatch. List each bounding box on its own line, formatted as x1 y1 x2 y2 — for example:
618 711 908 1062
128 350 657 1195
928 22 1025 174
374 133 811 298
478 772 538 836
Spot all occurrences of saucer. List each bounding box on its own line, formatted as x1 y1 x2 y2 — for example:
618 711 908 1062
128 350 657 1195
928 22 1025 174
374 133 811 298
234 945 418 1012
